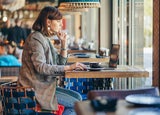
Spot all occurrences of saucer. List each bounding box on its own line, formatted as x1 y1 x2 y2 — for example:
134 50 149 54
125 94 160 106
87 67 104 71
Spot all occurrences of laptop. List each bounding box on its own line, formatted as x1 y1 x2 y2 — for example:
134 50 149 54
103 44 120 70
86 44 120 71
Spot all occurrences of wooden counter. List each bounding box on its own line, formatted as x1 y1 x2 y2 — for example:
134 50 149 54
67 56 109 63
68 50 96 54
65 65 149 78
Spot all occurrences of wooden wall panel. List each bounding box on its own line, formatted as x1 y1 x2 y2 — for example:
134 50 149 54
153 0 160 88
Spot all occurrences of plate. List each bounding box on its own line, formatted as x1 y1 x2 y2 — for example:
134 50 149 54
129 108 160 115
87 67 104 71
76 55 90 58
103 67 115 70
125 94 160 106
73 53 87 56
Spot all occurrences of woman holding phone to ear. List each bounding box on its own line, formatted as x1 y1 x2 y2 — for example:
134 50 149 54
18 6 86 115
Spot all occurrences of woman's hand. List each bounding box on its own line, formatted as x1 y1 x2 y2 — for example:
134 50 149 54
64 62 87 71
57 31 67 48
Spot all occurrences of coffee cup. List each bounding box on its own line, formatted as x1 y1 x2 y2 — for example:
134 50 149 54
89 62 100 68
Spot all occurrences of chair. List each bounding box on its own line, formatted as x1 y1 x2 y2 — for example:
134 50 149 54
0 82 37 115
0 66 20 76
0 82 64 115
87 87 160 100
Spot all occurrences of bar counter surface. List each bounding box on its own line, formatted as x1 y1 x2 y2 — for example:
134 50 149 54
65 65 149 78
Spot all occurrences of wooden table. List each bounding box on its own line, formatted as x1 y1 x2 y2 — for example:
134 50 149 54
0 76 18 85
65 65 149 78
64 65 149 91
67 50 96 54
67 56 109 63
74 100 143 115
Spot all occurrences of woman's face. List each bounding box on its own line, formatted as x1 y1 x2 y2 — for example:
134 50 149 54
7 45 14 54
48 19 63 33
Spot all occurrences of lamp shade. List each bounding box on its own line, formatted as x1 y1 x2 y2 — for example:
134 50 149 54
58 0 100 12
58 7 88 12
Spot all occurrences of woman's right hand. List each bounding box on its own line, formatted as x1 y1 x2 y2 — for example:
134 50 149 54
57 31 67 48
64 62 87 71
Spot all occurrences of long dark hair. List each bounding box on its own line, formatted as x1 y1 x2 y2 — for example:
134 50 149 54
32 6 62 36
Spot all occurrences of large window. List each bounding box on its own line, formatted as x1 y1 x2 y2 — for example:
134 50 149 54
63 9 99 51
63 0 153 89
112 0 153 89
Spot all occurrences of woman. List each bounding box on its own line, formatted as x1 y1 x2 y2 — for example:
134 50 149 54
18 6 86 115
0 41 21 66
6 41 23 62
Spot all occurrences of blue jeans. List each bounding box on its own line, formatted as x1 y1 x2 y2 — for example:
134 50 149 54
56 87 82 115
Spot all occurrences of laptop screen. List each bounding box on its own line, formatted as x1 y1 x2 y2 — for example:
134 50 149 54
109 44 120 68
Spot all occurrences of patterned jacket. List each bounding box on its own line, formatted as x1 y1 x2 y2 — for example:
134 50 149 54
18 31 67 110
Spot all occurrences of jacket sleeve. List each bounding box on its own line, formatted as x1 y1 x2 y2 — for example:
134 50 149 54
56 54 67 65
29 37 65 76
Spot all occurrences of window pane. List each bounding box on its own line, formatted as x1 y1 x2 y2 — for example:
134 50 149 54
113 0 152 89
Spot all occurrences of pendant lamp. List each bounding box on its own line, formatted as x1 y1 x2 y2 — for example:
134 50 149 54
59 7 88 12
58 0 100 12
